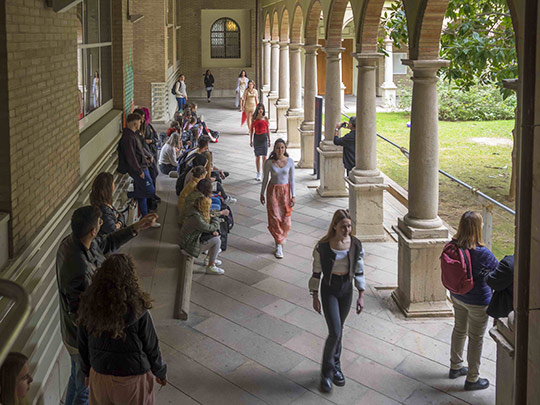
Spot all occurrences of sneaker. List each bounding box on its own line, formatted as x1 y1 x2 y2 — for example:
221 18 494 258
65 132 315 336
225 196 237 205
275 244 283 259
464 377 489 391
204 257 222 266
256 172 262 181
205 264 225 275
169 171 179 178
151 222 161 228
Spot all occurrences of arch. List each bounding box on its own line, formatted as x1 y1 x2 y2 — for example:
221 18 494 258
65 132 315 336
271 10 279 41
325 0 351 48
305 0 323 45
280 8 290 41
290 4 304 43
356 0 386 53
264 12 271 40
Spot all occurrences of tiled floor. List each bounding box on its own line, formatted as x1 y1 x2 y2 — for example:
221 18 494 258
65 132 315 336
121 99 496 404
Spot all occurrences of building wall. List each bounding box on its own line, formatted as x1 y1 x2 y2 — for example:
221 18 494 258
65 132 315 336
4 0 80 255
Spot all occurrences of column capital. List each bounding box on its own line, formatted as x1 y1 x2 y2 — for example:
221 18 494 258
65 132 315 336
401 59 450 75
352 52 383 67
323 46 345 56
270 39 279 46
289 43 304 51
279 40 290 47
262 38 271 44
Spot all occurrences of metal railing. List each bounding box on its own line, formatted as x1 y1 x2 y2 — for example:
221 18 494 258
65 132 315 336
0 280 31 366
340 112 516 249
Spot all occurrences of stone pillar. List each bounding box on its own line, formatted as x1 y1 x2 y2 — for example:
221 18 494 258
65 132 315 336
346 53 387 241
286 43 303 149
268 40 279 128
317 47 347 197
392 59 452 317
381 36 397 108
275 40 290 135
298 44 319 168
261 39 271 109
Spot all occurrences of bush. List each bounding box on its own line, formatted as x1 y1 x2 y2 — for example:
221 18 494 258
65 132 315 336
397 83 517 121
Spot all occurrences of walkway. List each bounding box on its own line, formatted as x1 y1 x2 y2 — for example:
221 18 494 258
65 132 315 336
121 98 496 405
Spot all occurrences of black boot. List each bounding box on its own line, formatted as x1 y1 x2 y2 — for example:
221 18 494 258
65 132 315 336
320 376 332 393
333 370 345 387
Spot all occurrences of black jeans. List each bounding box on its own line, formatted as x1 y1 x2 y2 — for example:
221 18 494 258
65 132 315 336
159 163 176 175
321 274 353 378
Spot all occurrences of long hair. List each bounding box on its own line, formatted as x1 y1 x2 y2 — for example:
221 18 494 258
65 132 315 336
453 211 484 250
166 132 181 149
238 70 247 78
268 138 289 161
77 254 152 339
204 69 211 77
0 352 28 405
252 103 266 122
319 209 352 244
89 172 114 207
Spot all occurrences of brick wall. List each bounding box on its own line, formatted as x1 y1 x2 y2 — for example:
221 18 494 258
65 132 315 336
4 0 80 254
0 1 10 216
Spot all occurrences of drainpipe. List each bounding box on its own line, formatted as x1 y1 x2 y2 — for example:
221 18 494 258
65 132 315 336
514 0 537 404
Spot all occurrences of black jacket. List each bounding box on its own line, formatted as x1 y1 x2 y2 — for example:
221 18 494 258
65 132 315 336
486 255 514 318
119 128 148 178
78 310 167 380
204 74 215 88
56 227 136 349
98 205 126 237
316 237 365 290
333 130 356 171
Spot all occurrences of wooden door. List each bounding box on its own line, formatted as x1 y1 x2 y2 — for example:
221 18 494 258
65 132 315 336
342 39 353 95
317 39 327 95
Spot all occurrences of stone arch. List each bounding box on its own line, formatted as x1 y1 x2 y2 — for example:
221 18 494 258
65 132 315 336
271 10 279 41
325 0 350 48
280 8 290 41
305 0 323 45
356 0 386 53
264 12 271 40
290 4 304 43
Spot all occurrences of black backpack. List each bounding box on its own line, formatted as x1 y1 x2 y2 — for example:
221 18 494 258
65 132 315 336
171 82 177 95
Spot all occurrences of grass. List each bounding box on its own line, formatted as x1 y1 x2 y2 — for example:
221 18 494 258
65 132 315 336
340 112 515 258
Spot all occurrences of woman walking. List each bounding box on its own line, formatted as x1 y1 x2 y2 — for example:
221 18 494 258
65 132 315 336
235 70 248 110
90 172 126 237
250 103 271 181
0 352 33 405
260 139 295 259
309 209 365 393
447 211 498 391
77 254 167 405
242 80 258 132
204 70 215 102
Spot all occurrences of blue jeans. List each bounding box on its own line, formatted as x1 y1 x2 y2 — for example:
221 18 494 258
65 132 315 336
133 168 156 216
65 354 88 405
176 97 186 111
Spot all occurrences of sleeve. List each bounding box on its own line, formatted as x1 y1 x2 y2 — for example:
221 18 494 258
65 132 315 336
77 326 91 377
288 158 296 197
100 207 118 235
333 135 344 146
308 246 322 292
354 247 366 291
236 78 241 92
96 226 136 255
122 135 142 175
174 81 180 97
486 255 514 291
260 159 271 195
138 312 167 380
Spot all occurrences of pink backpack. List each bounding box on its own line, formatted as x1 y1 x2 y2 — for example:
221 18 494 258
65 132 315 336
440 242 474 295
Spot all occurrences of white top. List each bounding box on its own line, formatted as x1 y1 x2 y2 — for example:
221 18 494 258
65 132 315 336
261 157 296 197
236 77 249 93
159 143 178 166
330 248 349 275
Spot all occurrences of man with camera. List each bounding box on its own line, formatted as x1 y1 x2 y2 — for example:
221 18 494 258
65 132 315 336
333 116 356 175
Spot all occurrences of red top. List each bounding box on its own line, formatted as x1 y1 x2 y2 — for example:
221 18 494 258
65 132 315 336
252 118 269 135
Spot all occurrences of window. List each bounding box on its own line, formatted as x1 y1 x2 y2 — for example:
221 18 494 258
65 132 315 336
211 18 240 59
77 0 112 123
393 53 408 75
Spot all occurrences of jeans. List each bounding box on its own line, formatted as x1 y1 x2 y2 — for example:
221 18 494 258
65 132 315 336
133 168 156 217
65 354 89 405
159 163 176 175
450 296 489 382
206 89 212 99
176 97 186 111
320 275 353 378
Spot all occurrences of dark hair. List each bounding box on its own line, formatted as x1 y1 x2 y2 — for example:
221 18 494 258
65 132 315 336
198 135 210 149
71 206 102 239
191 103 198 109
90 172 114 207
0 352 29 405
196 178 213 197
170 120 179 129
268 138 289 161
133 108 146 130
133 108 144 117
192 165 206 178
189 117 196 125
192 153 208 167
126 113 141 124
238 70 247 78
253 103 266 122
179 73 185 80
77 254 152 339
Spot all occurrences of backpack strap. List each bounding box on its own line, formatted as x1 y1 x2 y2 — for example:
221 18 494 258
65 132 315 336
460 248 472 280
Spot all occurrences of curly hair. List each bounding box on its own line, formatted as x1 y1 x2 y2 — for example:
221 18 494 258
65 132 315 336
77 254 152 339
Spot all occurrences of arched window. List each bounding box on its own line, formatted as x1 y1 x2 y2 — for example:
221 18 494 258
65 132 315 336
211 18 241 59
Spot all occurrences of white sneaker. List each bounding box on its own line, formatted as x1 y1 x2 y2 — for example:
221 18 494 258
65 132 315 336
204 257 222 266
225 196 237 205
169 171 179 178
275 244 283 259
151 222 161 228
206 264 225 275
255 172 261 181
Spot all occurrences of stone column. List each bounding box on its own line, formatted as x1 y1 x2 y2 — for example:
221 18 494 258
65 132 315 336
298 44 319 168
275 40 290 135
286 43 303 149
261 39 271 110
380 36 397 108
392 59 452 317
317 47 348 197
268 40 279 128
346 53 387 241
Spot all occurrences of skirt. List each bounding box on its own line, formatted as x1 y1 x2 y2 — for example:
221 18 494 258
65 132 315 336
266 183 292 244
89 369 155 405
253 133 269 156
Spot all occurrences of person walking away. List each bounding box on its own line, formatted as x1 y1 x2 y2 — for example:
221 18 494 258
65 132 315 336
159 132 183 176
235 70 248 110
447 211 498 390
89 172 126 237
77 254 167 405
242 80 258 132
0 352 33 405
204 70 214 102
260 139 295 259
174 74 188 112
250 103 271 181
309 209 365 393
333 116 356 175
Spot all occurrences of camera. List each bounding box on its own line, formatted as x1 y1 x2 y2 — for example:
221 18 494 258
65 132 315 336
340 122 347 128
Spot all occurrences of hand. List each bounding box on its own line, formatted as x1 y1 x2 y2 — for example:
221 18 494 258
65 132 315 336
140 172 145 179
250 141 253 147
145 139 152 144
115 222 122 230
212 231 219 236
84 377 89 388
290 197 296 207
268 142 271 147
260 194 265 205
156 377 167 386
221 209 230 217
356 292 364 314
220 171 225 180
335 124 342 131
150 156 154 163
133 213 159 231
312 295 321 314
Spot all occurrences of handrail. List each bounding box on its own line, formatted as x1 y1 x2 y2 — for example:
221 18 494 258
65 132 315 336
0 280 32 365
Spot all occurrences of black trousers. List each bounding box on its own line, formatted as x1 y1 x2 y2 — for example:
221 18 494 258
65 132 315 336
321 275 353 378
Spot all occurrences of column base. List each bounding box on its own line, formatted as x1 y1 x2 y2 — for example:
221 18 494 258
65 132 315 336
381 84 397 109
298 125 314 168
275 102 289 135
316 141 347 197
286 110 303 149
345 176 387 242
391 219 452 318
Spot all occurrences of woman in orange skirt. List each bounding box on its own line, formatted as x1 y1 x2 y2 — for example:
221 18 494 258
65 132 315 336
260 139 296 258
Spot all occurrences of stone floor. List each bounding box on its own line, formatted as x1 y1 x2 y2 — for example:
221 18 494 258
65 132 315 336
121 98 496 404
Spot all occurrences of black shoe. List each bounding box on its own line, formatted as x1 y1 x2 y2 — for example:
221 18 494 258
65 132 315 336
333 370 345 387
154 195 161 203
449 367 468 379
464 377 490 391
320 377 332 393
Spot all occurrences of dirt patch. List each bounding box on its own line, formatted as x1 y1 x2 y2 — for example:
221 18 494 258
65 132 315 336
470 137 513 147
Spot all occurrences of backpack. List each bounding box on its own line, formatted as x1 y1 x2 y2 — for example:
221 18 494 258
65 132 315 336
440 242 474 295
171 82 177 95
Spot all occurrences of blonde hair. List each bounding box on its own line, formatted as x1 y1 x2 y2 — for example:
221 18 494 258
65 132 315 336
319 209 352 243
453 211 484 250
